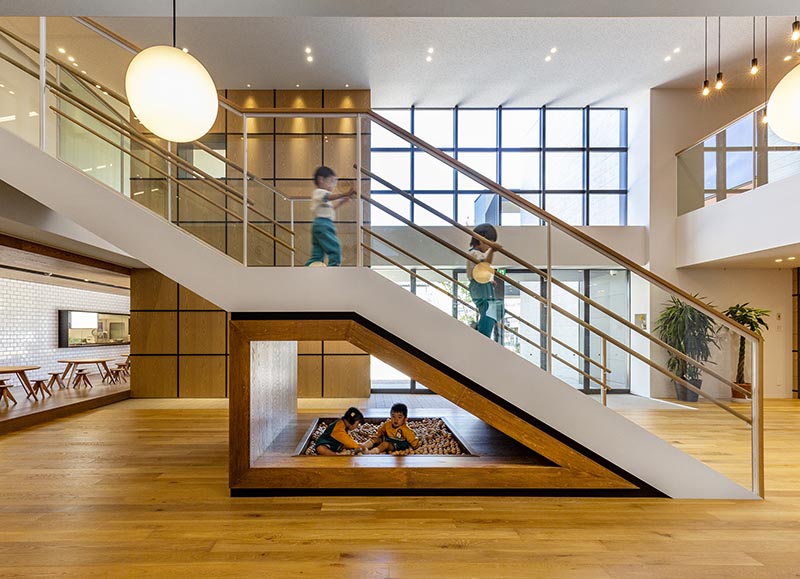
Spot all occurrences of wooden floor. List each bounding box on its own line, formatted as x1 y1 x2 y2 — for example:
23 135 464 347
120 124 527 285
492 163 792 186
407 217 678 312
0 372 130 435
1 397 799 578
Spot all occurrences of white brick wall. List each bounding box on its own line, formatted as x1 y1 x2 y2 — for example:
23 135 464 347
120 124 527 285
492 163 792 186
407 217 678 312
0 277 130 380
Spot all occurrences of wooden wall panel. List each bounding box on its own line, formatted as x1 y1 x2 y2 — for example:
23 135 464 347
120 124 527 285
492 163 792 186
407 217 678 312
297 356 322 398
130 312 177 354
323 355 370 397
179 311 227 355
298 341 322 354
179 287 221 311
325 341 366 355
131 355 177 397
275 135 323 179
179 356 227 398
130 269 177 310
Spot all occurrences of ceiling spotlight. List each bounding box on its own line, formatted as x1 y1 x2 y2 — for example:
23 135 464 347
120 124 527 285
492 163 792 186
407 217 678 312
81 70 86 74
58 47 66 54
715 72 724 90
95 84 101 89
72 62 78 67
789 256 797 261
793 18 800 41
702 80 710 96
664 55 672 62
345 83 350 87
306 55 314 62
305 47 312 54
785 55 793 61
550 47 557 54
8 90 14 95
426 55 432 62
427 47 434 54
545 55 552 62
673 47 681 53
751 58 759 75
295 83 300 88
246 83 251 88
775 258 784 263
67 55 75 62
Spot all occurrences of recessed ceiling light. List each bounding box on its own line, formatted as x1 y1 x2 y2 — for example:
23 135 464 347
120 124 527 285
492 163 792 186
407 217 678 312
182 47 189 53
673 47 681 53
58 47 65 54
95 84 101 89
306 55 314 62
83 279 90 282
784 55 793 61
545 55 552 62
246 83 251 88
72 62 78 67
305 47 312 54
80 70 86 74
789 257 797 261
8 90 14 95
67 56 75 62
427 47 434 54
0 84 5 88
550 47 557 54
664 55 672 62
295 83 300 88
775 258 784 262
102 91 108 95
426 55 432 62
345 83 350 88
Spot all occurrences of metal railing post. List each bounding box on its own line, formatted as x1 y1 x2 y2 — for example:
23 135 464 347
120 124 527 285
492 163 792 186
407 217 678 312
243 114 248 266
356 114 364 268
167 141 172 222
752 336 764 497
38 17 46 151
546 218 553 374
290 199 295 267
601 337 608 406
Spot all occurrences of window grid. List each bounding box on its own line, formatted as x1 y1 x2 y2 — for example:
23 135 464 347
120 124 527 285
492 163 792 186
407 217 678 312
372 106 628 226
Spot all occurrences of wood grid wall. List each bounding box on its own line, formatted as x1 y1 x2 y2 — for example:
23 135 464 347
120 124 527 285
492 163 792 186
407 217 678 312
131 269 370 398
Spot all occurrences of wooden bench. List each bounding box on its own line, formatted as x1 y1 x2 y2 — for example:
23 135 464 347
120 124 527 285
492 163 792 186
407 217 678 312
47 371 67 390
107 368 123 384
72 369 92 389
30 378 52 398
0 379 16 405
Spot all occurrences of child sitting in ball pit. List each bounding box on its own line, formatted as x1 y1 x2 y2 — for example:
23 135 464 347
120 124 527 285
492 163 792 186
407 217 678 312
364 403 420 454
314 407 368 455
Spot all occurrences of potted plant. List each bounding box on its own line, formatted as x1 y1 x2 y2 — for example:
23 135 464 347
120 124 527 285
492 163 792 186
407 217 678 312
654 295 719 402
722 303 770 399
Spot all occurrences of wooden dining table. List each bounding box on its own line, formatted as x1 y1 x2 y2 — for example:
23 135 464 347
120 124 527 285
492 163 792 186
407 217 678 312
0 365 40 400
58 358 117 386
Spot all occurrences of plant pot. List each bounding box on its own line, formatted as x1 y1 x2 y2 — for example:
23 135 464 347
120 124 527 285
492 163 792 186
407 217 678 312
675 378 701 403
732 382 751 400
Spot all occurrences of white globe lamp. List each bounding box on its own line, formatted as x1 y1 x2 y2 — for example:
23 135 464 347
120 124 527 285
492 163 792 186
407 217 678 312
767 64 800 143
125 45 218 143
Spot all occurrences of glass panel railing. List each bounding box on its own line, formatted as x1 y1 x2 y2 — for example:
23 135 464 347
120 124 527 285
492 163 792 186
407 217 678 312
678 104 800 215
358 111 763 495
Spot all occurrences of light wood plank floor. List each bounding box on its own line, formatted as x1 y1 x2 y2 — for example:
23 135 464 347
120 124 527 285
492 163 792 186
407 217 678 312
0 397 799 578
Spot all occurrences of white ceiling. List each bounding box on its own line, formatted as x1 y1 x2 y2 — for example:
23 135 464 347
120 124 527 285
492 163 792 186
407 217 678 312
80 15 800 107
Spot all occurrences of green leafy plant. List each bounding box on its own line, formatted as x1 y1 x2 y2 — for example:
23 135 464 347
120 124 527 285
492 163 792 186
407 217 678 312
722 303 770 384
654 296 719 393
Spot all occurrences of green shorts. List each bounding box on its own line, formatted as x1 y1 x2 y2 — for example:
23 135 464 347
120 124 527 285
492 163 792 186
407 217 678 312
315 434 343 453
383 436 411 451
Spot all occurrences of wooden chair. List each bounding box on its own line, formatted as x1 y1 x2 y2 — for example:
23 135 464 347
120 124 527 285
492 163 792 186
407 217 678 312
30 378 52 398
0 379 16 406
72 369 92 389
47 371 67 390
107 368 123 385
114 364 128 383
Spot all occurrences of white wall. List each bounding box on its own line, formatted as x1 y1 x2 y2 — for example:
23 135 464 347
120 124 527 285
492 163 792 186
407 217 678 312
250 341 297 463
676 173 800 266
648 88 791 399
0 277 130 379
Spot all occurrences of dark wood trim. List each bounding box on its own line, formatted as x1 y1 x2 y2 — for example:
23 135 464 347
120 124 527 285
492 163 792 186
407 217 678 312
0 233 131 275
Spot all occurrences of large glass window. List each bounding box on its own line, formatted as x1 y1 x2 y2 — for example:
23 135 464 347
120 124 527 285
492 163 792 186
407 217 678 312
372 106 628 226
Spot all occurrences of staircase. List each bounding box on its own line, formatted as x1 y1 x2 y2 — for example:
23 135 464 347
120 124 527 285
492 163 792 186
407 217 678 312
0 17 764 498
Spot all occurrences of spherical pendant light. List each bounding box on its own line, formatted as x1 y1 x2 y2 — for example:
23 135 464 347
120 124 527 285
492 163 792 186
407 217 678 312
125 45 218 143
767 64 800 143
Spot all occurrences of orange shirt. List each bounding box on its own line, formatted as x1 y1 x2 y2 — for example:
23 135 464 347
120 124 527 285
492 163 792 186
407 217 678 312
375 420 420 449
